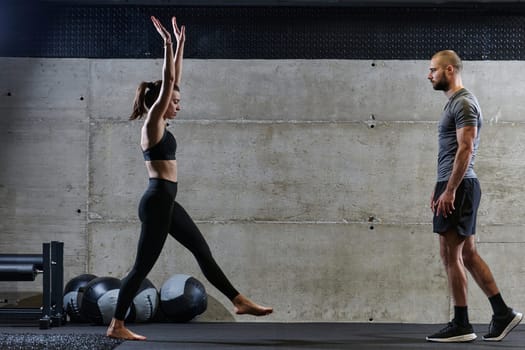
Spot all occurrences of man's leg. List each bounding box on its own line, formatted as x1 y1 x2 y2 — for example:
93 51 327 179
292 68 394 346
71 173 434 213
427 230 476 343
462 236 522 341
462 236 498 297
440 230 468 307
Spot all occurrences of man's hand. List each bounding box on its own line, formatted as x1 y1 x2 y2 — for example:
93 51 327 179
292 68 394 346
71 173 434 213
435 189 455 218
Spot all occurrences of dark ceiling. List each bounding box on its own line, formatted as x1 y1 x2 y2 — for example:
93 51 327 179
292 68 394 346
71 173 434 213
34 0 525 6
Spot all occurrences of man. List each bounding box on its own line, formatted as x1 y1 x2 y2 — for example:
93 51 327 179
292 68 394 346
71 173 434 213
426 50 522 343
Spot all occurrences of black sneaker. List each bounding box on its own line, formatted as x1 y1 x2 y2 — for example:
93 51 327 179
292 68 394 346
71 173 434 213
426 321 477 342
482 308 523 341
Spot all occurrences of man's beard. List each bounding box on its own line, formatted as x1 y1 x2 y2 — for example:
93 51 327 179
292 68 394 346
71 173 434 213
432 77 450 91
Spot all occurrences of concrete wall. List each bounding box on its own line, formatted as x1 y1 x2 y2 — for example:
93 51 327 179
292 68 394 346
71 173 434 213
1 57 525 323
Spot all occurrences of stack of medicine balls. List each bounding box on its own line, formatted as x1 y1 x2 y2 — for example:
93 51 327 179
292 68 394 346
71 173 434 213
63 273 208 325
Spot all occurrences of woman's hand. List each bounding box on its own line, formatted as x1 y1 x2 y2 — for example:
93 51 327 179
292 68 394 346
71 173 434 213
151 16 172 45
171 16 185 86
172 16 185 46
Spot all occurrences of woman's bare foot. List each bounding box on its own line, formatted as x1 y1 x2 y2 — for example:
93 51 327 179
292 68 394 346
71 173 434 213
106 318 147 340
232 294 273 316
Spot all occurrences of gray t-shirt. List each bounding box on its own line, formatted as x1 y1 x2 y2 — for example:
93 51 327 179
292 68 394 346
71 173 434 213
437 88 482 182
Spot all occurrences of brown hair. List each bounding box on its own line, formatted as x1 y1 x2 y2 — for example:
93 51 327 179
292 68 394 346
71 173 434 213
432 50 463 73
129 81 180 120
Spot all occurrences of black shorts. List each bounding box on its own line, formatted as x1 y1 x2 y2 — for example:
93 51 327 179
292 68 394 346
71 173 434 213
432 178 481 236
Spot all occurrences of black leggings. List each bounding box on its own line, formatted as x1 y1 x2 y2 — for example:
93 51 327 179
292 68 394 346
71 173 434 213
114 178 239 320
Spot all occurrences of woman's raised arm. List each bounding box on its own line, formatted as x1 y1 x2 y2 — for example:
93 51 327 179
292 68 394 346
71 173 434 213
172 17 185 87
147 16 175 126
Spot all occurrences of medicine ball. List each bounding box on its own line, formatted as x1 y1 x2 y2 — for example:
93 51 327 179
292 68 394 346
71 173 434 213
160 274 207 322
80 276 126 325
63 274 98 322
127 278 159 323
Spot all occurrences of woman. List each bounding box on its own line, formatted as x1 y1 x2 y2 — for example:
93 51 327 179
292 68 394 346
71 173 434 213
106 16 273 341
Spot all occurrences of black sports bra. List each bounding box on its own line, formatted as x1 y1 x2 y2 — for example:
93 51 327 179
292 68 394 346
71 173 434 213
142 129 177 161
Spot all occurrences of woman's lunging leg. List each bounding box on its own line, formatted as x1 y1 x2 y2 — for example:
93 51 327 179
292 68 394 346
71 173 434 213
169 201 238 299
169 201 272 316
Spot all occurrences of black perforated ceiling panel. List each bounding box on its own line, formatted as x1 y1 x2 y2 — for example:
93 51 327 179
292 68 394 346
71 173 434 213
1 3 524 59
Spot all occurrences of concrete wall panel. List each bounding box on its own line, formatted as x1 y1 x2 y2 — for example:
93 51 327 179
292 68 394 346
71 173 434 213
0 58 89 110
90 121 437 223
89 59 525 122
0 59 89 297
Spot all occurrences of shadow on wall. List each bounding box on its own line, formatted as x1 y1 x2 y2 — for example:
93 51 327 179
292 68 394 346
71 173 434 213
199 295 236 322
0 292 42 308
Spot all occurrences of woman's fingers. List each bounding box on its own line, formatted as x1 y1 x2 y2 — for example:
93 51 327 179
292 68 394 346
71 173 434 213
172 17 179 34
172 16 186 43
151 16 171 42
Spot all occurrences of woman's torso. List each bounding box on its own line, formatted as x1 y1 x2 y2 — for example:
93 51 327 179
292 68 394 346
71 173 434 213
141 124 178 182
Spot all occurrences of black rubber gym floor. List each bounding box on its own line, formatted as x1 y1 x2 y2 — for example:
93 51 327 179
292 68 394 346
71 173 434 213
1 322 523 349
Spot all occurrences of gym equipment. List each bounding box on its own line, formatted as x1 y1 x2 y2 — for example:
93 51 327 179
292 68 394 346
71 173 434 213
160 274 207 322
80 276 123 325
63 273 98 322
129 278 159 323
0 241 64 329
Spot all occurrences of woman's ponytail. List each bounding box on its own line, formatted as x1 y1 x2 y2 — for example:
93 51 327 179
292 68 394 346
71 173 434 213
129 81 162 120
129 82 149 120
